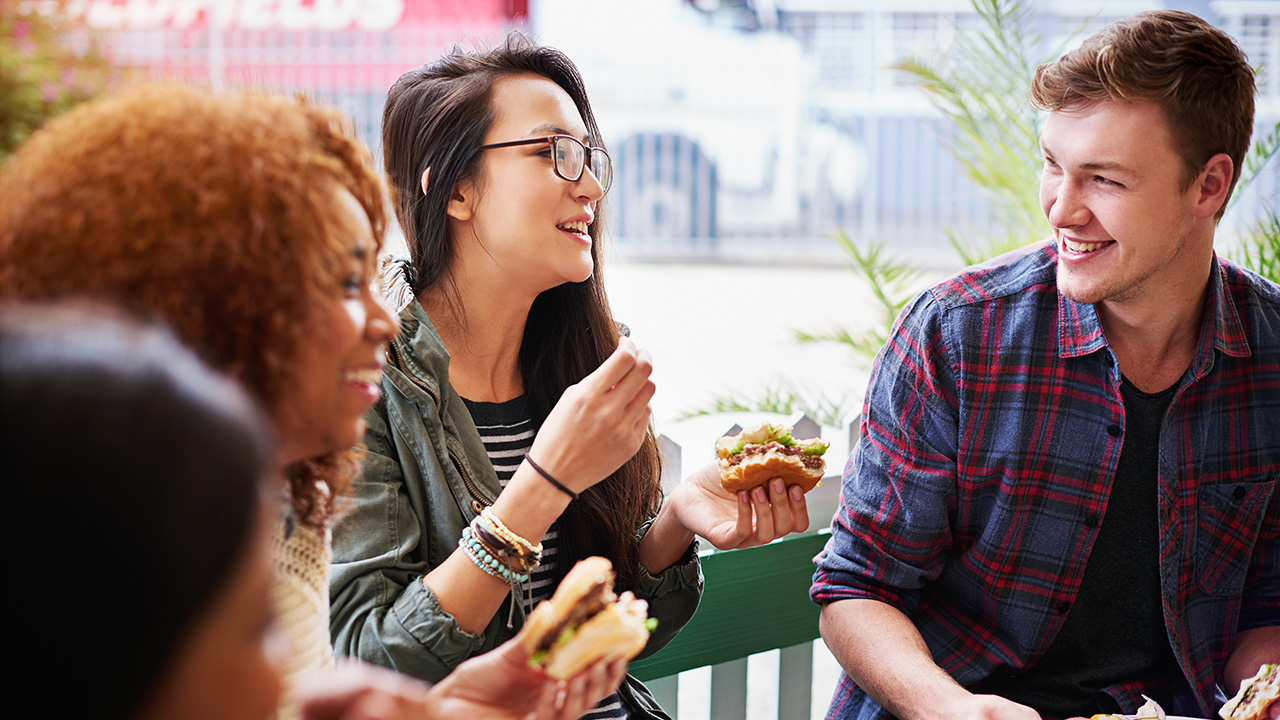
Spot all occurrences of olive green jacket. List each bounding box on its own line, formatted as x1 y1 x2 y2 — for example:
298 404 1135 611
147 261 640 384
329 299 702 718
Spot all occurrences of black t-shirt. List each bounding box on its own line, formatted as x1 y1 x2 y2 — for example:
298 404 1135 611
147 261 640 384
978 375 1189 717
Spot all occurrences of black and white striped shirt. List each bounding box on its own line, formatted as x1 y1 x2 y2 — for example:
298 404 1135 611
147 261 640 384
463 395 627 720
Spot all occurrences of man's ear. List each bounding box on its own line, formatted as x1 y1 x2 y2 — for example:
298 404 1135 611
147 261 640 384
1193 153 1233 219
446 177 475 222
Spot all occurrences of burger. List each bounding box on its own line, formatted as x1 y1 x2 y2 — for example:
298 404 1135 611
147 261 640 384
715 422 830 494
521 556 655 680
1221 664 1278 720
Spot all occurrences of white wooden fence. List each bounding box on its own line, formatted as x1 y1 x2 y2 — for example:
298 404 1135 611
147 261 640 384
640 411 861 720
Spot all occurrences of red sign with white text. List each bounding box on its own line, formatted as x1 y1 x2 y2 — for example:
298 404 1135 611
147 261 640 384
30 0 524 32
32 0 530 91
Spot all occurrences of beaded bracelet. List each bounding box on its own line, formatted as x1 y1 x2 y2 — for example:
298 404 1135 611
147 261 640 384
471 519 541 574
479 507 543 556
465 529 532 583
457 534 503 580
459 528 530 584
471 520 539 572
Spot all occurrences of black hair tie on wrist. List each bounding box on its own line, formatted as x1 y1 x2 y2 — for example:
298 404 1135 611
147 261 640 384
524 453 579 501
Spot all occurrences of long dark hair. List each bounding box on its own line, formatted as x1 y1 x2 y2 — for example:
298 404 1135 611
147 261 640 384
382 33 663 591
4 304 273 720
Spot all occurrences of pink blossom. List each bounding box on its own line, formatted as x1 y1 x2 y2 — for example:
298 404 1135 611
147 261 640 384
14 21 30 41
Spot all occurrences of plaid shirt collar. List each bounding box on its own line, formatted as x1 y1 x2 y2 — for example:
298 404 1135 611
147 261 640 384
1056 251 1252 370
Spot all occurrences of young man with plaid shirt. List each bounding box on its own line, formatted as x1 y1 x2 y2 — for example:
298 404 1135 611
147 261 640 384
812 11 1279 720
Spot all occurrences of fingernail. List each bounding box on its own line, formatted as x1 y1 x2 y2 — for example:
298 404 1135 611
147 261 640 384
790 486 803 501
771 479 784 494
739 491 750 504
753 487 767 503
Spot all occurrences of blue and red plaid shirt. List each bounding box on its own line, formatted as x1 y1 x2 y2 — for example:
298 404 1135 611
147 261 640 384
811 242 1280 720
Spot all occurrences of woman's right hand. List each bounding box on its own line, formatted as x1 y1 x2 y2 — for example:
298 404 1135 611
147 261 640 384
443 337 652 634
299 641 628 720
526 337 655 493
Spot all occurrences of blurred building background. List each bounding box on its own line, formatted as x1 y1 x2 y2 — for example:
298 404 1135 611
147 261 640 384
15 8 1274 715
41 0 1280 265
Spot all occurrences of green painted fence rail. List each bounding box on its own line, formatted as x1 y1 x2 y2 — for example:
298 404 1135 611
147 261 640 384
633 415 847 718
631 531 829 681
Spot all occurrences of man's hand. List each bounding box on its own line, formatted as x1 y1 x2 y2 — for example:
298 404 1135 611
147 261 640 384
1223 627 1279 720
947 695 1042 720
820 599 1044 720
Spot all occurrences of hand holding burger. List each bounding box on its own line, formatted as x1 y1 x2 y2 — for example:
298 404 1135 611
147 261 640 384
520 557 655 680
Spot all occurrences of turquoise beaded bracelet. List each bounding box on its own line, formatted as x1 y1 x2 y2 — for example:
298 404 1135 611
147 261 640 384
460 528 530 584
459 534 516 582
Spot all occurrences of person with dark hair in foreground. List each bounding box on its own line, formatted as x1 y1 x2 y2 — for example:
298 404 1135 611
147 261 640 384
6 305 282 720
812 11 1278 720
3 305 623 720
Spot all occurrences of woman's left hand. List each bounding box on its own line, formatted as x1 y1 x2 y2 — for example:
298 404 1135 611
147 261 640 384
666 462 810 550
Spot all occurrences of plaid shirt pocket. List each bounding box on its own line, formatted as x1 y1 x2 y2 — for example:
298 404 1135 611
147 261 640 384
1194 476 1277 596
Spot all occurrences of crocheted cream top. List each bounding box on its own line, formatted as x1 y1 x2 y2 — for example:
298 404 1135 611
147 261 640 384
270 519 333 720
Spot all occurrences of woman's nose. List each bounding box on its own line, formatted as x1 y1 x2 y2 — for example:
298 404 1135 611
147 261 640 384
365 291 399 343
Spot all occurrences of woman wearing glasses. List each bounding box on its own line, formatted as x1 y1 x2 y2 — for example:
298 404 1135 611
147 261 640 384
329 34 810 719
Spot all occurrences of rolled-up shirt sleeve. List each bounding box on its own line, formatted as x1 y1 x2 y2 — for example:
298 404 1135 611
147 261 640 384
812 289 960 613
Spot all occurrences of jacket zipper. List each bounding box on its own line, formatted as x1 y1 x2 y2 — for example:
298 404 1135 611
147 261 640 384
450 450 492 513
387 338 494 511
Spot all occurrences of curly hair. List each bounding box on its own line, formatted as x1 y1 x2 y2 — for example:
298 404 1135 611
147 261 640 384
1030 10 1255 218
0 84 387 526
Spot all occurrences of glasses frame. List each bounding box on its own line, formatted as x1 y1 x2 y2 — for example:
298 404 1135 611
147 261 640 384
477 134 613 194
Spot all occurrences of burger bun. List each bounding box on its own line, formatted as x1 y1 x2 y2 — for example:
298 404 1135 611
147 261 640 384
520 556 652 681
718 450 824 494
1221 664 1279 720
539 592 650 680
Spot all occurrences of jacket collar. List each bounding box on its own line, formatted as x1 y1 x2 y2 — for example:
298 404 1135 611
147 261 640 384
387 298 450 399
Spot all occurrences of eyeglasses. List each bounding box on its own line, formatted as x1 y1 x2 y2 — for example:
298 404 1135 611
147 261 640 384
477 134 613 195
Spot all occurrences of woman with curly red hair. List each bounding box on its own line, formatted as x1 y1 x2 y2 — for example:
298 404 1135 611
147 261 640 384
0 83 623 720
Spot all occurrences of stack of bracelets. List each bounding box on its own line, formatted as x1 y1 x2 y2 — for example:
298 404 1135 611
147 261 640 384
459 507 543 584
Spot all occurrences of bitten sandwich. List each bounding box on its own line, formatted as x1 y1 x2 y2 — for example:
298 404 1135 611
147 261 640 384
1221 664 1278 720
715 422 829 494
521 556 655 680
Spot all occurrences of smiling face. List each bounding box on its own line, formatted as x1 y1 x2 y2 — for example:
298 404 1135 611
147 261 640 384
1039 100 1223 310
446 73 605 296
273 187 399 465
